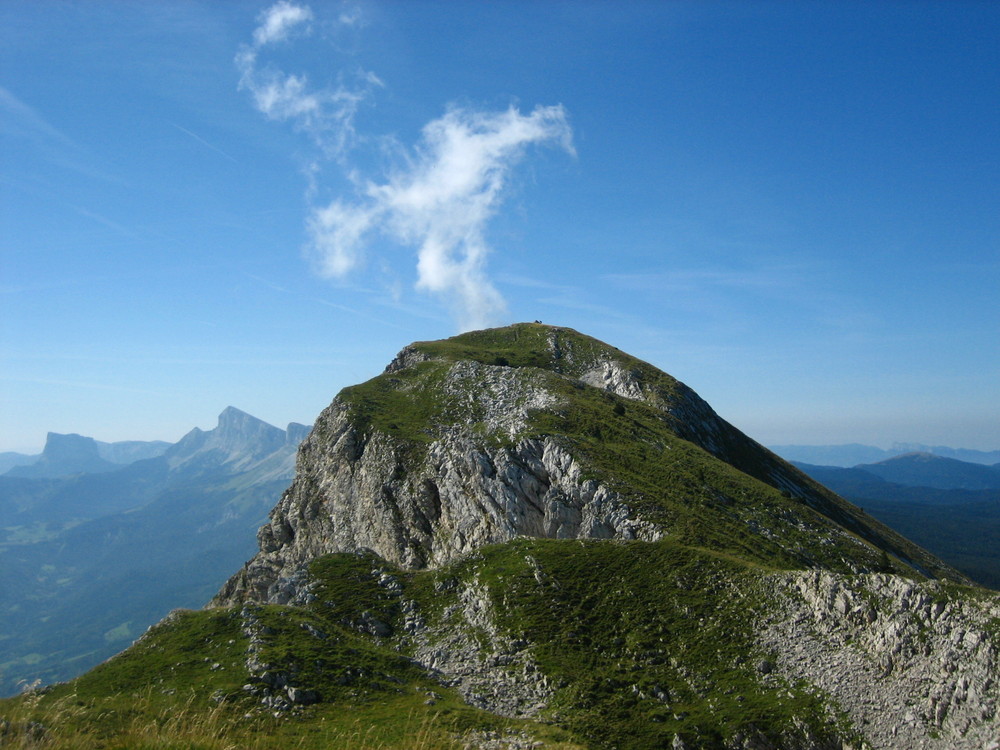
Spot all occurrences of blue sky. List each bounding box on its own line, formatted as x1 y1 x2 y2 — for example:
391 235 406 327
2 1 998 454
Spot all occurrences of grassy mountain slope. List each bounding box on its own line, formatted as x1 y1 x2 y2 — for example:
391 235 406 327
3 323 996 749
332 323 958 581
2 541 865 749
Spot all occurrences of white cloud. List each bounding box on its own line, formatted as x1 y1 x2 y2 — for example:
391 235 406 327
307 199 378 277
237 5 572 331
253 1 313 47
307 105 573 331
236 2 378 157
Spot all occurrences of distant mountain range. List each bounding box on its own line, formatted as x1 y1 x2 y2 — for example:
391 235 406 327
0 435 171 477
792 452 1000 589
770 442 1000 467
0 407 309 696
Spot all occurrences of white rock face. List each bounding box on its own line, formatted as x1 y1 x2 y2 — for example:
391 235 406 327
214 383 660 605
406 574 554 718
759 571 1000 749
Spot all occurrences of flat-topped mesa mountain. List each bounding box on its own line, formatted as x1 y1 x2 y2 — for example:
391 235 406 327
5 433 119 478
4 434 171 479
215 323 957 606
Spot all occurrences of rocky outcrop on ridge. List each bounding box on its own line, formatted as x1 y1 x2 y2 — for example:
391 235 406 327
215 324 954 606
759 571 1000 749
215 406 660 605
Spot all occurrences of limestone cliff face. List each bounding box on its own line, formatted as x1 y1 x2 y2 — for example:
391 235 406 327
215 326 952 604
214 393 660 605
759 571 1000 749
215 323 952 606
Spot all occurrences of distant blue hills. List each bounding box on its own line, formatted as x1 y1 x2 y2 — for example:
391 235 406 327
0 407 310 697
786 450 1000 590
769 442 1000 468
0 435 171 477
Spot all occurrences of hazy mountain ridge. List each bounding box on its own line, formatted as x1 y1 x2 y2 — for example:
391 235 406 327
0 407 308 696
792 458 1000 590
2 435 171 479
771 443 1000 468
857 452 1000 491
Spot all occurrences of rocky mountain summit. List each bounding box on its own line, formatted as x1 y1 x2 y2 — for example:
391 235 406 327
4 324 998 749
215 324 957 606
205 323 998 748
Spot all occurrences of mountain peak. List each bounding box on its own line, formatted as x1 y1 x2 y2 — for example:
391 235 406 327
166 408 287 471
216 405 271 436
393 323 644 379
215 324 961 607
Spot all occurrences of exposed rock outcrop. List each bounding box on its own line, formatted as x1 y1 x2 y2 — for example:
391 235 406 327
215 396 660 606
206 323 999 747
759 571 1000 750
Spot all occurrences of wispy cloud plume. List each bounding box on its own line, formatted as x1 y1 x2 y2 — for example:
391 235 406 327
308 105 572 330
252 0 312 46
236 1 379 158
238 3 572 331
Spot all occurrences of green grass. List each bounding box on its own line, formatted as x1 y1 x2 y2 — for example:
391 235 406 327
392 538 859 748
338 361 452 450
409 323 681 403
0 594 582 749
0 539 865 748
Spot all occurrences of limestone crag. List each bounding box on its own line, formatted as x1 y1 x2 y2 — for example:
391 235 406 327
214 326 960 607
759 571 1000 749
213 371 660 606
205 324 1000 746
543 336 923 571
404 574 554 718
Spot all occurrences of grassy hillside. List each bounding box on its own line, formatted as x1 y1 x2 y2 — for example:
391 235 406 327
1 540 868 749
2 324 987 747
